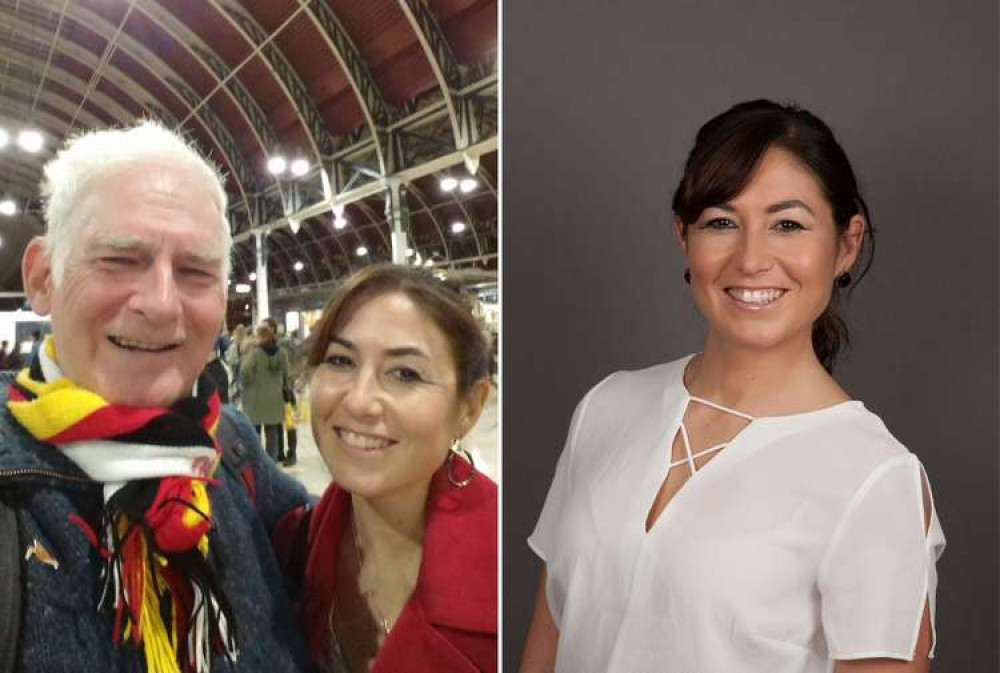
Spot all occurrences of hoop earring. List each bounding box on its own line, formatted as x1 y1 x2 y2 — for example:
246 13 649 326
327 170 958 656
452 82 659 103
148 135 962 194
683 269 691 285
836 271 851 288
447 438 476 488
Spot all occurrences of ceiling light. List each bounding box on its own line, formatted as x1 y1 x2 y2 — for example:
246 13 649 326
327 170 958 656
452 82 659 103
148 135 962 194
248 272 257 281
333 215 348 230
459 178 478 193
267 156 287 175
439 176 458 192
293 260 304 271
355 246 368 257
405 247 414 258
244 303 250 310
0 200 16 216
0 129 8 149
450 221 466 234
235 283 251 294
290 158 309 176
17 130 43 153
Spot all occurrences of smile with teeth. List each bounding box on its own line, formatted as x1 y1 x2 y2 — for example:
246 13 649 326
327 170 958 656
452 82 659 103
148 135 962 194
726 287 787 307
338 427 395 451
107 335 179 352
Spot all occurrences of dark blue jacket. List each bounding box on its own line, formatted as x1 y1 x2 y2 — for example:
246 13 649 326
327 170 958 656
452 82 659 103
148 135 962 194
0 395 313 672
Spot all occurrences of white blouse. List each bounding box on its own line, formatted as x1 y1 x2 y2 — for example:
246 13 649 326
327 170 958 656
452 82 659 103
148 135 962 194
529 356 945 673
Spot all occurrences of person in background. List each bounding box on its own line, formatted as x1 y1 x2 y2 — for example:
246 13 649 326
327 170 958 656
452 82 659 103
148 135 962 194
203 328 231 404
225 323 249 406
3 119 310 671
0 340 9 369
266 317 302 467
274 265 497 673
28 329 42 362
240 322 289 462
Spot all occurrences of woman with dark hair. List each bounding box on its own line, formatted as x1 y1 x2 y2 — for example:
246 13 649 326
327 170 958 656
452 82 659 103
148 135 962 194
275 265 496 673
521 100 945 673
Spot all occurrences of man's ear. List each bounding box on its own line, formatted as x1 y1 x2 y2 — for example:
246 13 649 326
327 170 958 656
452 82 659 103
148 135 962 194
22 237 54 316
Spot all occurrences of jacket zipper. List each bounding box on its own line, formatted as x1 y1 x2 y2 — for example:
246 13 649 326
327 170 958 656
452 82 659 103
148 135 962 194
0 467 98 486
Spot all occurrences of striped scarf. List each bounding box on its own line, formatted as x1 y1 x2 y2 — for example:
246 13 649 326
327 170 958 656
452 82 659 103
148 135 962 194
6 337 238 673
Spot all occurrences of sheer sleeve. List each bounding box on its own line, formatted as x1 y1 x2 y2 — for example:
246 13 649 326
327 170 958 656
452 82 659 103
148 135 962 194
527 386 595 564
818 453 946 660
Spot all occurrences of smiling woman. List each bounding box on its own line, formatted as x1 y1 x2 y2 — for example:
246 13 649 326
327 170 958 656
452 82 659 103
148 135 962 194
273 265 497 673
520 101 944 673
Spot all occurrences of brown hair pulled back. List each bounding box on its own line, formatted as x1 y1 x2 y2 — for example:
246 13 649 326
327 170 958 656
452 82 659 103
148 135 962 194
306 264 490 395
671 99 875 372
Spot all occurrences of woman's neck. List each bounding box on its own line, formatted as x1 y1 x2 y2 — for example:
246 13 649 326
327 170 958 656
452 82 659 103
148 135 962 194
351 486 428 570
688 332 848 416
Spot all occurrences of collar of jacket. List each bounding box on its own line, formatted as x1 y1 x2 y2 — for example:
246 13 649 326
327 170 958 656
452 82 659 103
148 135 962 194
301 458 497 657
0 389 95 486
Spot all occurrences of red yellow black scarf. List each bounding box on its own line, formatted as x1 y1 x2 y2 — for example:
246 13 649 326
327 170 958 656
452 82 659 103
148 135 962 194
6 338 238 673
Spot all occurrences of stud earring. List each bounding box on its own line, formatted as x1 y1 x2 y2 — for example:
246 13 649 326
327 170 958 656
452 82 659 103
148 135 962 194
836 271 851 288
683 269 691 285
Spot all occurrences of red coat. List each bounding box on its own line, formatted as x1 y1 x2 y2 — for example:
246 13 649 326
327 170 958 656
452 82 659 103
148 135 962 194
276 461 497 672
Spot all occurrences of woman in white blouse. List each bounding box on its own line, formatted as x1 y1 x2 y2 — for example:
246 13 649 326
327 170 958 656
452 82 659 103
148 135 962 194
520 100 945 673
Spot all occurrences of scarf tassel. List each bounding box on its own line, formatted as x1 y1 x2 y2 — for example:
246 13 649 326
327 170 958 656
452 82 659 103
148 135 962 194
98 507 238 672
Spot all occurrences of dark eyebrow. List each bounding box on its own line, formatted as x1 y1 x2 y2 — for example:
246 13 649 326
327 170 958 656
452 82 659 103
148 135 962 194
766 199 814 215
711 200 815 215
330 336 430 360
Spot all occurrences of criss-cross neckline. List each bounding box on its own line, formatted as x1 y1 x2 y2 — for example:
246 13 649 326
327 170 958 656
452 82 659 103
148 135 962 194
669 394 755 472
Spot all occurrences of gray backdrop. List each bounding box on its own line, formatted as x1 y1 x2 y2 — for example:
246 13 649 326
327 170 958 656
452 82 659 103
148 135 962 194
502 1 999 670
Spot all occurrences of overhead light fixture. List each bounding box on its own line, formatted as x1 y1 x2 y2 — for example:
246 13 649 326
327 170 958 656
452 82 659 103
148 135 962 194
290 158 309 177
0 129 8 149
267 156 287 175
17 130 43 153
333 215 348 230
248 272 257 281
235 283 251 294
459 178 478 193
450 221 467 234
440 176 458 192
0 199 16 216
293 260 304 271
288 217 300 234
355 246 368 257
244 303 250 310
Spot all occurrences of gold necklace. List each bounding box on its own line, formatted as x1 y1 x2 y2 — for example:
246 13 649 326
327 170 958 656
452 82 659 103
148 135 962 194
350 512 391 636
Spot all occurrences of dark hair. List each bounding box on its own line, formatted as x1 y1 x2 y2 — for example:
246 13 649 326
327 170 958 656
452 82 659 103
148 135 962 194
671 99 875 372
306 264 490 395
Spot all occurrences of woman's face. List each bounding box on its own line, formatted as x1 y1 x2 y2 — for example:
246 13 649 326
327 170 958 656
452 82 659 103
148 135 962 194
310 291 478 503
678 147 863 355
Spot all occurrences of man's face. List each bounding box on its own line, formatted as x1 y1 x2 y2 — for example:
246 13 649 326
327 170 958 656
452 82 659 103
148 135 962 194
24 166 227 407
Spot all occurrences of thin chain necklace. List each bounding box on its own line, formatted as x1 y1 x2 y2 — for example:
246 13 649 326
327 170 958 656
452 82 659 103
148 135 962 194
351 512 391 636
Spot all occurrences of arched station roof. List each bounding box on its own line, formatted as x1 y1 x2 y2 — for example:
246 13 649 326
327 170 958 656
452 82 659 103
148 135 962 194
0 0 497 317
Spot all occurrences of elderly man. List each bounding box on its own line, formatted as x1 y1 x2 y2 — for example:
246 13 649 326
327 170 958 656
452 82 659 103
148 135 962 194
0 122 311 672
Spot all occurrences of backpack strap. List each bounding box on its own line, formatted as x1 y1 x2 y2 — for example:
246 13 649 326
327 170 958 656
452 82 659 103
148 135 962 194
0 494 22 673
215 409 257 506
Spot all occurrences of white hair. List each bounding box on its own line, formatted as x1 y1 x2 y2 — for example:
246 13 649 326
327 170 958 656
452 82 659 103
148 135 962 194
41 120 232 285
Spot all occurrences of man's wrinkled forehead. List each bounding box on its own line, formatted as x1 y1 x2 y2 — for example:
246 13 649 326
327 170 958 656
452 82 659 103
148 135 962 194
86 232 224 268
